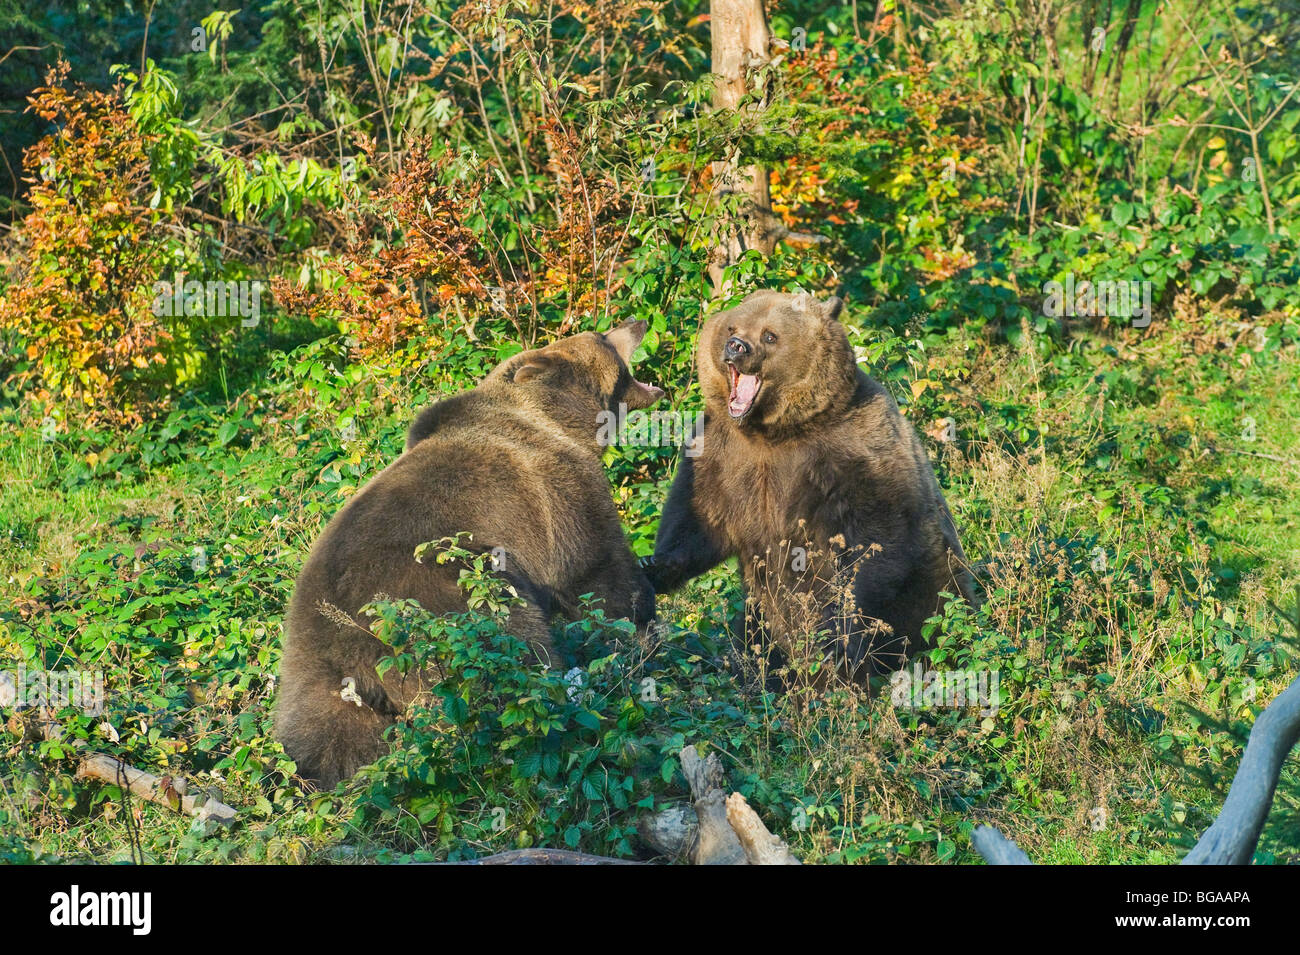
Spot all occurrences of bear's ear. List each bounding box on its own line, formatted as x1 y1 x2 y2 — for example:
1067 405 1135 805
511 353 557 384
820 296 844 322
604 319 648 365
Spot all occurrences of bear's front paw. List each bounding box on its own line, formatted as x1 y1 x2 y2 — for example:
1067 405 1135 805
639 554 669 591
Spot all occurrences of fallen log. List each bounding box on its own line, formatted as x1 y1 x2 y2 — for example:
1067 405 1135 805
37 712 237 833
726 792 801 865
441 848 642 865
75 753 237 834
635 805 697 861
681 744 748 865
636 744 802 865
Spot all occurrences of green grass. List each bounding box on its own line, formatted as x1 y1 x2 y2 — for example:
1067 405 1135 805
1 310 1298 864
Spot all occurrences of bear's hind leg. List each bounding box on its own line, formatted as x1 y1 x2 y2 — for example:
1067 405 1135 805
276 670 392 789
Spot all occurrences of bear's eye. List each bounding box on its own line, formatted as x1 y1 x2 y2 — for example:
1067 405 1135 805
762 331 778 345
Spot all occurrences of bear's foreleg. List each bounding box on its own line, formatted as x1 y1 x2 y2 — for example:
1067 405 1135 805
646 454 729 593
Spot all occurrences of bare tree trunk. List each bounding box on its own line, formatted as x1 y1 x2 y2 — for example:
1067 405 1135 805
708 0 775 295
970 825 1034 865
973 672 1300 866
1183 674 1300 864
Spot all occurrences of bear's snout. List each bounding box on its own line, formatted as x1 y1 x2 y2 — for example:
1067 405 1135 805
724 335 752 362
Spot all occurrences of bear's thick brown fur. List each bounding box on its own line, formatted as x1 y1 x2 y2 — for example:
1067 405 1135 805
277 322 663 788
646 290 975 680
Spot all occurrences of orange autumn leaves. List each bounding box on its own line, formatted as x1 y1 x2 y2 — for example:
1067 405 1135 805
768 37 989 284
1 63 171 426
273 142 489 361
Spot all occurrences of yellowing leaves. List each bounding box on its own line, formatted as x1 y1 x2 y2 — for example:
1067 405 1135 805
886 168 916 200
2 66 174 428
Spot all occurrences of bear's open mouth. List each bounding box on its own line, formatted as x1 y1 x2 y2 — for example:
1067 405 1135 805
727 363 761 419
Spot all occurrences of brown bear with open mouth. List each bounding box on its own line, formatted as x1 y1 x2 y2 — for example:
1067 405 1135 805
277 321 663 788
644 290 975 682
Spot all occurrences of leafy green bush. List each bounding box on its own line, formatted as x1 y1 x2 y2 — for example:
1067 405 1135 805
351 543 723 859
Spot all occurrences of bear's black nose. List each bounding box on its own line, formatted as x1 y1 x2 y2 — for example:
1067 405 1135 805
724 336 751 361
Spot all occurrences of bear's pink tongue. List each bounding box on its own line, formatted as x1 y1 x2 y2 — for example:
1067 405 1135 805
728 371 761 418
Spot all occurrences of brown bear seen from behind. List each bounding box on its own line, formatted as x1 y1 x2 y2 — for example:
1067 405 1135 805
276 321 663 788
645 290 976 684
